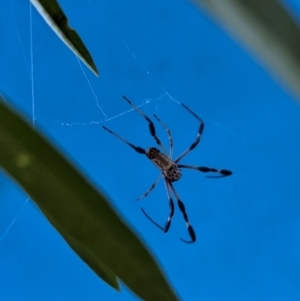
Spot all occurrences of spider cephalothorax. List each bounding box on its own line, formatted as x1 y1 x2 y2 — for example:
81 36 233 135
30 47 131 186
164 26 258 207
103 95 232 243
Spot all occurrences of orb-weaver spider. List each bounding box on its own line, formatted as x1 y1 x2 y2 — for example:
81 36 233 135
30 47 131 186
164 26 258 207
103 96 232 243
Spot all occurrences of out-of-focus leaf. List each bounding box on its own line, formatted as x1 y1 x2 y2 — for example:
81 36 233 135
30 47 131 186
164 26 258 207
40 203 120 291
0 96 179 301
192 0 300 99
30 0 98 76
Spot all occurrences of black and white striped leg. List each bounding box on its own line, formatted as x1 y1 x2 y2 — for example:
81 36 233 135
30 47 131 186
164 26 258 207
122 96 168 155
141 178 174 233
136 174 163 201
178 164 232 178
103 126 146 154
175 103 204 163
169 181 196 243
153 114 174 158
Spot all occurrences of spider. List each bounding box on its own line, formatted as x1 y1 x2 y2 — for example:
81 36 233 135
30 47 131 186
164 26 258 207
103 96 232 243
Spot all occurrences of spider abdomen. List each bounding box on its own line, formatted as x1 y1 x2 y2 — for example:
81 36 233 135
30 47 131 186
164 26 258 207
164 164 182 182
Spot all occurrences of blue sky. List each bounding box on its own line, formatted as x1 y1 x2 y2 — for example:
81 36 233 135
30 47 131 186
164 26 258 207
1 0 300 300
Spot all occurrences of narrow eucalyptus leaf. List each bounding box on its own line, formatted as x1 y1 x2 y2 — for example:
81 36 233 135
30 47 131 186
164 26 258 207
193 0 300 100
39 203 120 291
30 0 98 76
0 97 178 301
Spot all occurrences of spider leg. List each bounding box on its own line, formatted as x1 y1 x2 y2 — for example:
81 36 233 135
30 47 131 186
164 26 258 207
168 182 196 244
122 96 169 155
103 126 146 154
178 164 232 178
136 174 163 201
175 103 204 163
153 114 174 158
141 178 174 233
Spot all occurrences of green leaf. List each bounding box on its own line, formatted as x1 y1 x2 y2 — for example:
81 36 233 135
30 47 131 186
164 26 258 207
193 0 300 99
40 203 120 291
30 0 99 76
0 96 178 301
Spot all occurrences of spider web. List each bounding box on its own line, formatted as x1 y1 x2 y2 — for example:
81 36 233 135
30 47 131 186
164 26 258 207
0 0 238 244
3 1 300 301
0 3 243 299
0 0 172 242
